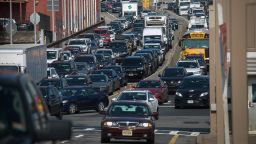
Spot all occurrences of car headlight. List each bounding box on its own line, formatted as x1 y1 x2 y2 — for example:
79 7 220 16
177 80 182 84
137 67 144 70
200 92 209 97
175 92 183 97
139 122 152 128
104 121 117 127
62 100 69 104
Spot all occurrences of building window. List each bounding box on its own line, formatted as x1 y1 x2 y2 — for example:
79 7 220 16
252 84 256 103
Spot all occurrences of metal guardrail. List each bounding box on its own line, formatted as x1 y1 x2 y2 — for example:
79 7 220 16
47 20 105 48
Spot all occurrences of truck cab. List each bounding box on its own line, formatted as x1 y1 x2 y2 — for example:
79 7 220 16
47 48 63 64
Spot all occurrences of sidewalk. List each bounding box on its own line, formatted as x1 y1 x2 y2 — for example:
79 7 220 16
196 133 256 144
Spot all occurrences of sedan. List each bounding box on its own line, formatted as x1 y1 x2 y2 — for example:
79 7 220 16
113 90 159 120
175 75 209 109
135 79 168 104
65 75 91 86
100 101 156 144
89 74 114 95
61 86 109 114
102 65 127 86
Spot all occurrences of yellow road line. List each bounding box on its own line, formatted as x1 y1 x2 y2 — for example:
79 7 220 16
169 134 179 144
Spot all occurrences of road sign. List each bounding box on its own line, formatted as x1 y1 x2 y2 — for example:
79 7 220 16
30 12 40 25
5 22 17 35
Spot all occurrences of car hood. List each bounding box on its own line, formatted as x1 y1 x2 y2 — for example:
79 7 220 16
134 88 160 94
177 88 208 96
104 116 152 122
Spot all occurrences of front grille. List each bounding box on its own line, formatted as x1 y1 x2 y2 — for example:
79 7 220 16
116 121 139 127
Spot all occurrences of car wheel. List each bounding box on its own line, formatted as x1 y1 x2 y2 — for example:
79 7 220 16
147 136 155 144
96 102 105 112
101 136 110 143
69 103 78 114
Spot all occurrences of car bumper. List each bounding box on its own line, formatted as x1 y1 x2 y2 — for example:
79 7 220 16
175 96 209 107
124 71 144 79
102 127 154 140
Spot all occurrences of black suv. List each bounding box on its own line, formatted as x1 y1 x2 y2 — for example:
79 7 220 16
37 77 68 91
122 56 149 81
49 60 77 77
39 85 63 119
0 73 71 144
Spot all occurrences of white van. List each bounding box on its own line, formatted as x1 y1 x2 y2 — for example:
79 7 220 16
142 27 166 46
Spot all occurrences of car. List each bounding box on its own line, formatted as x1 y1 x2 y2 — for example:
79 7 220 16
49 60 77 77
100 101 156 143
64 46 84 57
122 56 149 81
115 35 136 51
159 67 192 94
101 2 107 12
47 67 59 78
67 38 91 54
37 77 69 91
107 40 131 64
108 23 123 34
176 60 202 75
65 75 91 86
135 79 168 104
94 28 111 47
102 65 127 86
95 53 112 69
39 85 63 119
185 55 207 74
121 32 139 47
61 86 109 113
112 90 159 119
77 33 101 47
75 62 92 75
91 69 121 91
0 73 71 144
174 75 209 109
74 55 99 71
95 49 115 60
136 49 159 71
89 74 114 95
88 41 99 54
111 2 122 13
133 53 154 74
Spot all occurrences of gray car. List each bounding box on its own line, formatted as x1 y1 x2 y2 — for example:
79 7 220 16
89 74 114 95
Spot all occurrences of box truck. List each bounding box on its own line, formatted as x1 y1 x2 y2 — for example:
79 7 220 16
122 2 138 19
0 44 47 83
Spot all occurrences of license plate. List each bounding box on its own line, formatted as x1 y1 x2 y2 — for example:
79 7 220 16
187 100 194 104
128 73 134 76
122 130 132 136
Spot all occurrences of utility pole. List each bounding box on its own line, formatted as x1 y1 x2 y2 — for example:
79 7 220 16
9 0 13 44
33 0 36 44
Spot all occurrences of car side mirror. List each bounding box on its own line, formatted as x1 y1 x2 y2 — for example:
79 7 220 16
36 120 72 141
112 97 117 102
149 98 154 102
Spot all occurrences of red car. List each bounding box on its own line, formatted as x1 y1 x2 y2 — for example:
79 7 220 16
94 28 111 46
135 79 169 104
100 101 156 144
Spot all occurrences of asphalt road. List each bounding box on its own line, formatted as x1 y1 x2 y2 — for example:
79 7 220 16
57 11 210 144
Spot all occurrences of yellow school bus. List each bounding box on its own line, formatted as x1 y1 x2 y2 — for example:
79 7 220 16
180 29 209 64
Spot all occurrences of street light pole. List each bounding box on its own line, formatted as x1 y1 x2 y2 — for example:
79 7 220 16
9 0 13 44
52 0 55 41
34 0 36 44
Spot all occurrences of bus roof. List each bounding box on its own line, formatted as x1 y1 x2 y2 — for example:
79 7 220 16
183 29 209 36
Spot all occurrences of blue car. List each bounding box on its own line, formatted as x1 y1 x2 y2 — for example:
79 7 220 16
61 86 109 114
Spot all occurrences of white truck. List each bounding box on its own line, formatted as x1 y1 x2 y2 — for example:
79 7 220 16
142 27 165 45
178 0 191 16
122 2 138 19
0 44 47 83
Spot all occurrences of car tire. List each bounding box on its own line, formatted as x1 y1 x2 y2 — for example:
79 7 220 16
101 136 110 143
96 102 105 112
69 103 78 114
147 136 155 144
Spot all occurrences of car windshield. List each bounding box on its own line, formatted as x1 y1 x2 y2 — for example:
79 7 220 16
39 79 60 88
109 103 150 117
162 68 185 77
51 63 72 73
65 77 87 86
0 66 19 72
180 2 190 6
69 40 86 45
144 35 161 41
76 63 88 71
78 35 93 40
180 78 209 89
118 92 147 101
177 62 199 68
109 43 127 53
137 81 161 88
90 75 107 82
185 56 205 66
0 85 27 138
122 58 143 66
61 88 85 97
104 67 121 74
47 51 57 60
96 50 112 56
182 39 209 49
93 70 113 78
144 45 161 49
75 56 95 64
66 47 81 55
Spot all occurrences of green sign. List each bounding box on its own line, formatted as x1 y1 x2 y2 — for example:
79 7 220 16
128 5 132 9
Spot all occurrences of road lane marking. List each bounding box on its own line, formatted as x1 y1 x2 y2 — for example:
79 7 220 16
190 132 200 136
169 134 179 144
84 128 95 131
169 131 179 135
61 140 69 143
74 134 84 138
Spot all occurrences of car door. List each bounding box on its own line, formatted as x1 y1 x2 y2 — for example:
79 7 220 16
148 92 158 112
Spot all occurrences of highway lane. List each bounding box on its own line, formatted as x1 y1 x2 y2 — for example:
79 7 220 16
57 11 209 144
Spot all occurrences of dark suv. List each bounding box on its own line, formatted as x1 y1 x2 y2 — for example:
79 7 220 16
108 40 131 64
49 60 77 77
122 56 149 81
0 73 71 144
